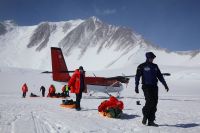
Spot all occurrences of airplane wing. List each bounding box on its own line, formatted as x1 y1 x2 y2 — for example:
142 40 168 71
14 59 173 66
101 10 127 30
106 76 130 84
162 73 171 76
105 73 171 84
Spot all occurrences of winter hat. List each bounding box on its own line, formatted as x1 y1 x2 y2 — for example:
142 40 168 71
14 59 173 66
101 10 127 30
79 66 84 70
146 52 156 59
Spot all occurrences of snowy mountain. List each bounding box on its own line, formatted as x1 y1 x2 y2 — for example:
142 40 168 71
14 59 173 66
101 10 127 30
0 17 199 71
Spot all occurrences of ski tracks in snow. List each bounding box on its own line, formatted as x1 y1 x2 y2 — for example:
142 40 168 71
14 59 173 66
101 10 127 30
0 101 24 133
31 111 63 133
0 97 70 133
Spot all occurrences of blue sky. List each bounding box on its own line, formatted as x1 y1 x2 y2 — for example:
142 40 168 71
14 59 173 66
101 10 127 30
0 0 200 51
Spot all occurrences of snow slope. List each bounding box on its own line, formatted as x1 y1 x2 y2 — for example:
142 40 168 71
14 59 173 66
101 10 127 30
0 66 200 133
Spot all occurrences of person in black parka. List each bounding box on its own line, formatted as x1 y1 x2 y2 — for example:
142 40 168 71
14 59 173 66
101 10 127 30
135 52 169 127
40 86 46 97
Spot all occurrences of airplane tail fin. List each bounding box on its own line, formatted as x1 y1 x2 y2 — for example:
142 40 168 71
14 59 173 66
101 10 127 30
51 47 70 82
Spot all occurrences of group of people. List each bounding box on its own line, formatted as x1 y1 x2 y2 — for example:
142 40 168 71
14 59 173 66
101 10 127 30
47 84 70 98
22 66 85 111
21 84 70 98
21 52 169 127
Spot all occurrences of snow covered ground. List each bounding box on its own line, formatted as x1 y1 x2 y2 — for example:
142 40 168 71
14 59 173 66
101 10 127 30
0 66 200 133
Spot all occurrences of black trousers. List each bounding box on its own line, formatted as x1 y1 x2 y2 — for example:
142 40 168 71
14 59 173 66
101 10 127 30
42 91 45 97
22 92 26 98
142 85 158 122
76 92 82 109
66 91 69 97
63 91 69 97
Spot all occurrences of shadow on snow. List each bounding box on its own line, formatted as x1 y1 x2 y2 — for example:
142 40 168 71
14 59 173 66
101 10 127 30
159 123 200 128
120 113 140 120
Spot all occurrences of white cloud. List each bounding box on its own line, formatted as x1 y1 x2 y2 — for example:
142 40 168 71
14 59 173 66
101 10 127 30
94 7 117 15
103 9 116 15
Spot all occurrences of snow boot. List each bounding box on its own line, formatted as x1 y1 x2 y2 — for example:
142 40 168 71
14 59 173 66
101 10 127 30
148 121 159 127
142 116 147 125
75 107 81 111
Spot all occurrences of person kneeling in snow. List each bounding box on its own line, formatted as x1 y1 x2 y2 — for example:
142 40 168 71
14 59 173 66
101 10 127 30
47 85 56 97
98 96 124 118
62 84 70 97
30 92 39 97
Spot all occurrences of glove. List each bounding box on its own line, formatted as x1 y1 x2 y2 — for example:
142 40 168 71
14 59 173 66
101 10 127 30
135 86 139 94
165 85 169 92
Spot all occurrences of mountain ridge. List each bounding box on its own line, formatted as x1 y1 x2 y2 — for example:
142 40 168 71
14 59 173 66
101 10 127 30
0 17 199 70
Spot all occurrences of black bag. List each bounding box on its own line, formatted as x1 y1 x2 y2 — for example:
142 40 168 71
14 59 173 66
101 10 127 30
62 99 75 105
106 107 122 118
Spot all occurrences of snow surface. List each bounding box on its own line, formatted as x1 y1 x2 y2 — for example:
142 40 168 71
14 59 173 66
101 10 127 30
0 65 200 133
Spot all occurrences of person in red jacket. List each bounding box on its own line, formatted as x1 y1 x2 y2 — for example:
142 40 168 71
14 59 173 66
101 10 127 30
48 85 56 97
98 96 124 112
98 96 124 118
22 83 28 98
68 66 87 111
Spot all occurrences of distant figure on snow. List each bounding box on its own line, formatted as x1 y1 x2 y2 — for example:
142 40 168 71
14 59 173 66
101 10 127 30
135 52 169 127
40 86 46 97
62 84 70 97
30 92 39 97
22 83 28 98
48 85 56 97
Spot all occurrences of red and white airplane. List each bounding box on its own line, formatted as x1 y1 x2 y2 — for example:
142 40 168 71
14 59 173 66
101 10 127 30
43 47 170 96
45 47 133 96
